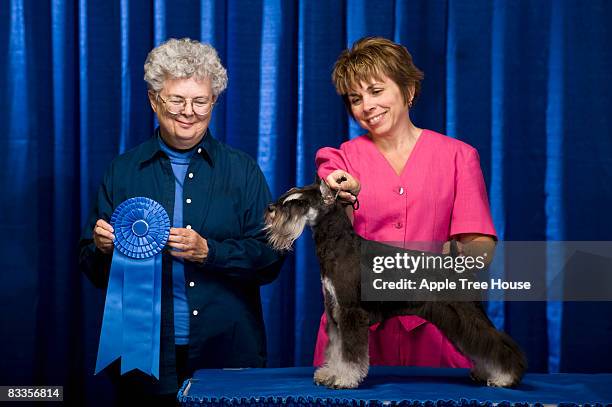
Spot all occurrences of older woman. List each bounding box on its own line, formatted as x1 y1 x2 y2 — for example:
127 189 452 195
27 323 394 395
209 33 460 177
313 37 496 368
79 38 283 405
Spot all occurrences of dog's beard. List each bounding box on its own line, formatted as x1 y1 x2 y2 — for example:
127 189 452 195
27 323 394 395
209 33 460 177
264 212 308 251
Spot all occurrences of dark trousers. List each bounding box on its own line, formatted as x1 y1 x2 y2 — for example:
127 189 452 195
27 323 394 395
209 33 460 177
113 345 190 407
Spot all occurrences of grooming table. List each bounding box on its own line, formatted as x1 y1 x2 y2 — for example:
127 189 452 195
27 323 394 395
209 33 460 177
177 366 612 406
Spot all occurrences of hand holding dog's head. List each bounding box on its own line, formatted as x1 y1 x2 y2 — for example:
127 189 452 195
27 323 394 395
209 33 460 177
319 179 336 205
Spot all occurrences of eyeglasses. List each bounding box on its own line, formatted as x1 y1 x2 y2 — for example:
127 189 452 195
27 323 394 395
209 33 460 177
156 93 214 116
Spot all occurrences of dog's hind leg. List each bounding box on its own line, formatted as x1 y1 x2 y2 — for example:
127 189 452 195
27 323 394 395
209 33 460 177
420 302 527 387
467 328 527 387
314 307 369 389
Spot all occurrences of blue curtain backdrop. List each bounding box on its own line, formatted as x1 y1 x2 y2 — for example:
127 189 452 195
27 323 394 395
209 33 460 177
1 0 611 404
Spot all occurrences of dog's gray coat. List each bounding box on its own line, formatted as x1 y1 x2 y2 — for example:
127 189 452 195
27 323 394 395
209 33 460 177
265 181 527 389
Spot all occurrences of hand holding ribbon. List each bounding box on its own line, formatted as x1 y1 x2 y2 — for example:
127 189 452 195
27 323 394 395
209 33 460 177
167 227 209 263
95 197 170 379
93 219 115 254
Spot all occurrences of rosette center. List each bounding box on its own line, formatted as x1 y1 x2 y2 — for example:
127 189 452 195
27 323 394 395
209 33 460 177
132 219 150 237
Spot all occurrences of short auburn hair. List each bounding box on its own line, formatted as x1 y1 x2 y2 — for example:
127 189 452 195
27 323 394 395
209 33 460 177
332 37 424 117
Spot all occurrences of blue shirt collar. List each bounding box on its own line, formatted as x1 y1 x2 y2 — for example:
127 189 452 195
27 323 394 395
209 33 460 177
138 128 216 167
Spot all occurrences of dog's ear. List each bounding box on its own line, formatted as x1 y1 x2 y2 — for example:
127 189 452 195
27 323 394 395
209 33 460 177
319 179 335 204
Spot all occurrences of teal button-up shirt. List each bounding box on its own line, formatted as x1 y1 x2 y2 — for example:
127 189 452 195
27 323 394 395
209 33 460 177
79 129 284 393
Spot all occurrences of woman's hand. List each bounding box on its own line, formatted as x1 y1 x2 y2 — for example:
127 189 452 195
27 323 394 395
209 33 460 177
444 234 496 267
93 219 115 254
325 169 361 203
167 227 209 264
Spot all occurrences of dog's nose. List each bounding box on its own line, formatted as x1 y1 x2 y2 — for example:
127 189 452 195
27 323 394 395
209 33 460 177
267 204 275 213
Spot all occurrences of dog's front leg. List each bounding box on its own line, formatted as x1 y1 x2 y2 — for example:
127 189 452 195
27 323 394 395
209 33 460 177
314 306 369 389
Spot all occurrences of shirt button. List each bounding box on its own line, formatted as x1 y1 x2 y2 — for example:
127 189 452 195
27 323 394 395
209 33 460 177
192 310 198 316
197 148 202 154
398 187 404 195
188 172 194 179
189 281 195 287
186 225 192 229
394 222 403 229
186 198 192 204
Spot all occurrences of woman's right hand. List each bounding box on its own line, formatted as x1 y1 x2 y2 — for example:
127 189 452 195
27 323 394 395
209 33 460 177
93 219 115 254
325 169 361 203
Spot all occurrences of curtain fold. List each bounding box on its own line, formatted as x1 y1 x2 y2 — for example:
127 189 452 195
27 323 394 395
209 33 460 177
1 1 611 404
294 0 347 366
258 0 298 367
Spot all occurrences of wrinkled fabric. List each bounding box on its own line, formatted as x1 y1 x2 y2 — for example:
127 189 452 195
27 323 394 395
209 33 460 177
313 130 496 367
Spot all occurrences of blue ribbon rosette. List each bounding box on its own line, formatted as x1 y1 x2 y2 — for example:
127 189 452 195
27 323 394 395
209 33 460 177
95 197 170 379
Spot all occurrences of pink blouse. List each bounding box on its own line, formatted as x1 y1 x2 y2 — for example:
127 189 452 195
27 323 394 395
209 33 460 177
313 129 496 367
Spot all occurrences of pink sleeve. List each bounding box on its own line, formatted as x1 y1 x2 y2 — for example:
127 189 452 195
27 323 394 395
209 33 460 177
315 146 349 180
449 147 497 238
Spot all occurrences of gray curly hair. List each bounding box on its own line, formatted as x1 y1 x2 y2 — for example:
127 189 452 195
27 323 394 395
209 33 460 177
144 38 228 96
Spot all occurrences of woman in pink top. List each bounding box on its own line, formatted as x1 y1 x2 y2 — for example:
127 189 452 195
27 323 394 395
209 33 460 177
313 37 497 368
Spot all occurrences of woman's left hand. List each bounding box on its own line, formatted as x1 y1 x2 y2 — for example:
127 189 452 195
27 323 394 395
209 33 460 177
326 169 361 203
167 227 209 263
445 234 496 267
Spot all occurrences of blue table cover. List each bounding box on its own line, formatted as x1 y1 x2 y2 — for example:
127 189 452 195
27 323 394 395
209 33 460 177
178 367 612 406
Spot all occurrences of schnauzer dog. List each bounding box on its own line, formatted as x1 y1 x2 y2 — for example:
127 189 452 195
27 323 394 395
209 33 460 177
264 180 527 389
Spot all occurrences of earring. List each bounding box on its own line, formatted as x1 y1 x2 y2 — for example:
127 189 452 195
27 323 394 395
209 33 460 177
408 99 413 108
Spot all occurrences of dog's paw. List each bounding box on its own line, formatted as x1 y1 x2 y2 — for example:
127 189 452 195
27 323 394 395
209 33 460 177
470 367 517 388
314 366 336 387
328 374 361 389
314 365 365 389
485 372 517 388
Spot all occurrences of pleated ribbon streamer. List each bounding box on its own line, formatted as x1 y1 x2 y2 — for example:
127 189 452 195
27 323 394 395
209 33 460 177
95 197 170 379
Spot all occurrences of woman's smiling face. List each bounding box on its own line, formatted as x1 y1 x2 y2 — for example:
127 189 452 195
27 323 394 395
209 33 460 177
149 76 215 149
348 75 411 138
